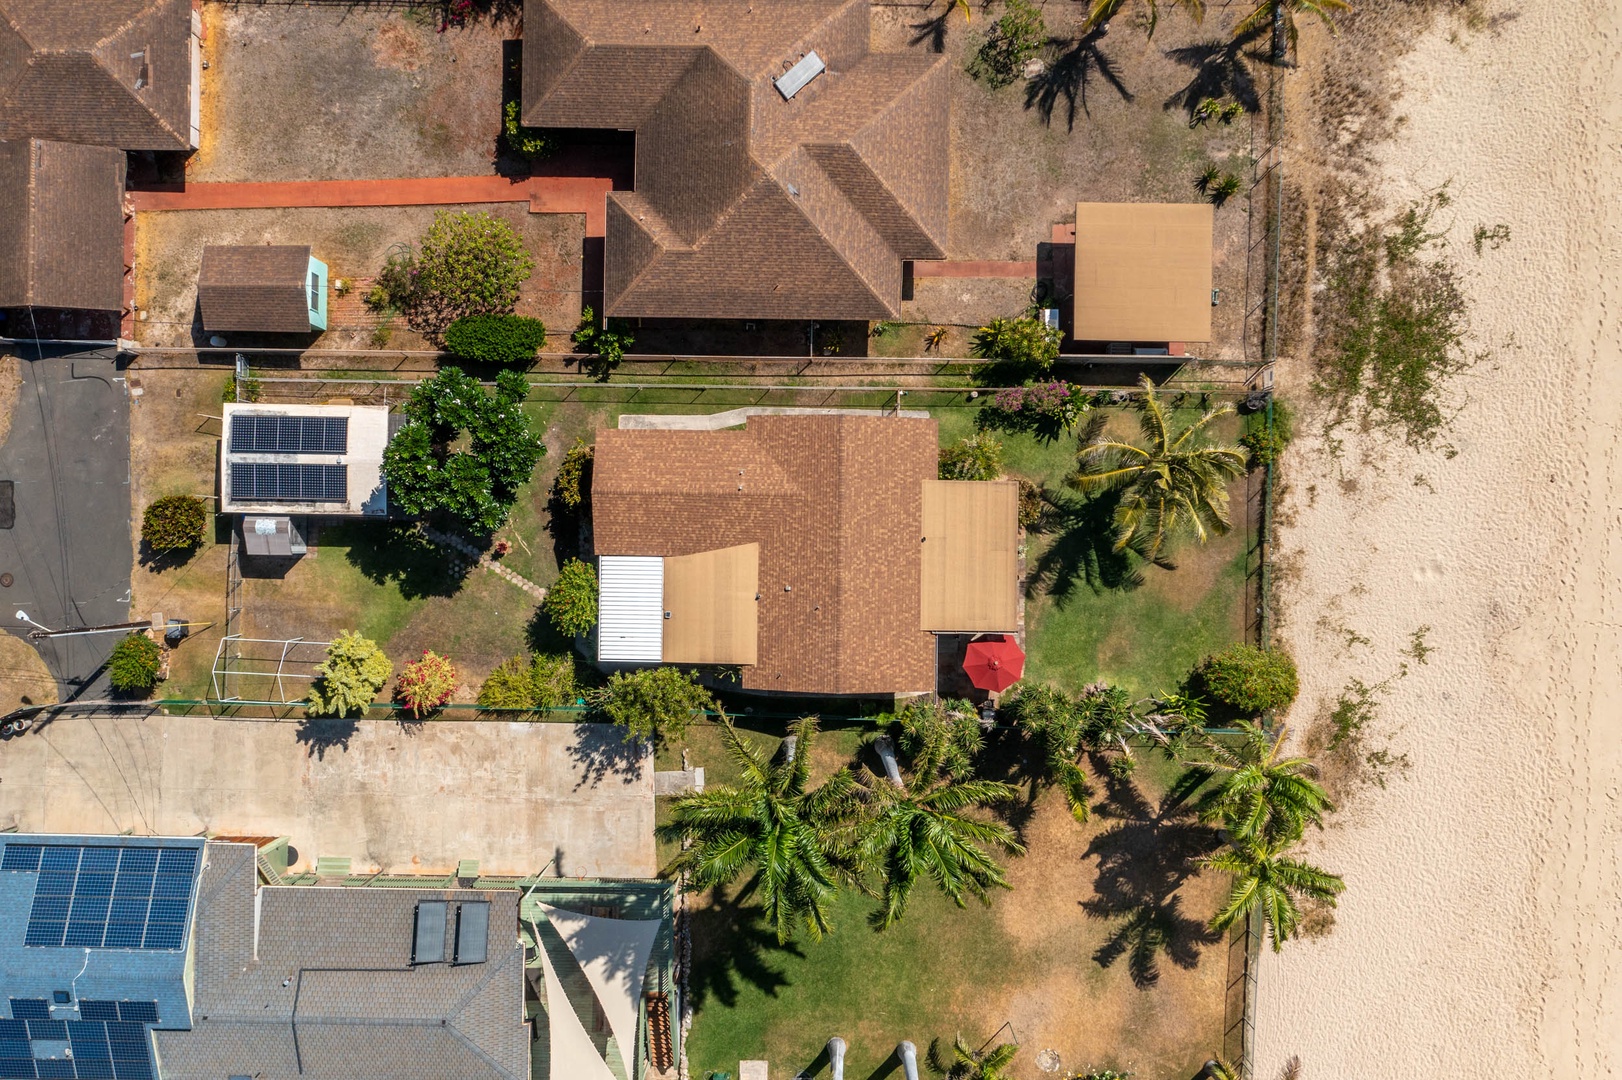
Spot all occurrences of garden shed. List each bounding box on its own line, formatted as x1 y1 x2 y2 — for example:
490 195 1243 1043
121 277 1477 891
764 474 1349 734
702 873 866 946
198 244 328 333
1071 202 1213 344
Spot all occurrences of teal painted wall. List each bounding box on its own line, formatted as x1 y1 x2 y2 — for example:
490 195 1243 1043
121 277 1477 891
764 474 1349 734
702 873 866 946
306 256 328 331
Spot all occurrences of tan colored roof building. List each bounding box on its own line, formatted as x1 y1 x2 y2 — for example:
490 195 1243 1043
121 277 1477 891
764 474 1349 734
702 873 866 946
0 0 199 150
523 0 947 321
199 245 329 333
0 138 126 310
591 415 1018 695
1071 202 1213 343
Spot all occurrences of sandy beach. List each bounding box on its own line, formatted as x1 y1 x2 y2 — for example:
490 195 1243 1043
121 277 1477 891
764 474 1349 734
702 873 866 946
1255 1 1621 1075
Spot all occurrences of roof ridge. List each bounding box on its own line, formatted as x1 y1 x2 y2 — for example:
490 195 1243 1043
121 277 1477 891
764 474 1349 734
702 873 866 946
443 948 529 1080
766 169 893 312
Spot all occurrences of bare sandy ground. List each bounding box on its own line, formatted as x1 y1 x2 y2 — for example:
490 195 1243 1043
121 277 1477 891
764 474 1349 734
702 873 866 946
1256 2 1621 1076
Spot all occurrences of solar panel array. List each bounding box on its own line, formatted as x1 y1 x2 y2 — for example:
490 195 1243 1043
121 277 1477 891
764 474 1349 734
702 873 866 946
229 462 347 504
0 844 197 951
2 1001 158 1080
229 413 348 455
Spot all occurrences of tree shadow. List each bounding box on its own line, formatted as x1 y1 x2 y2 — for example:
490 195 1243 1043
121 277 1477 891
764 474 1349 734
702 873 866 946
1161 27 1267 120
685 883 805 1011
295 717 358 760
909 10 952 52
567 721 646 789
1081 766 1221 988
136 539 200 573
1024 28 1133 131
340 523 470 600
1027 488 1145 605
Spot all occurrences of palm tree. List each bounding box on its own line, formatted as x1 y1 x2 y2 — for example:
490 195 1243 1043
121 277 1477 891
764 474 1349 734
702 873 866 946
1200 841 1344 950
933 1033 1019 1080
856 724 1024 929
1191 721 1333 846
1005 683 1094 821
1081 0 1204 38
1068 374 1247 562
658 715 859 942
1233 0 1351 61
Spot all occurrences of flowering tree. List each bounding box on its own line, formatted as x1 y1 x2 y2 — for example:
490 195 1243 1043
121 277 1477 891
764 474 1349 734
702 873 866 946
397 651 459 718
976 382 1091 442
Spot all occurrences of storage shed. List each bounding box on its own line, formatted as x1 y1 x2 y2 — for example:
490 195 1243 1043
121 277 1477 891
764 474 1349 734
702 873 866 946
199 245 328 333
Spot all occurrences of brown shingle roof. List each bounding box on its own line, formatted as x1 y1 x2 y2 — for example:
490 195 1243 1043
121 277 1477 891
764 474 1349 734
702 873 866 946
0 138 126 310
523 0 947 320
154 842 529 1080
0 0 193 150
592 415 939 695
198 245 315 333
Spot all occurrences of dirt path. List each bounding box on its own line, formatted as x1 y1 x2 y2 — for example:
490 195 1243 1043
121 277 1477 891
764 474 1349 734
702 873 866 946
1256 2 1621 1076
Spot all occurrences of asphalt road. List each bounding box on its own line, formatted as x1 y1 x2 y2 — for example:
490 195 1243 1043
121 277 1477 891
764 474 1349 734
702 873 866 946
0 349 133 701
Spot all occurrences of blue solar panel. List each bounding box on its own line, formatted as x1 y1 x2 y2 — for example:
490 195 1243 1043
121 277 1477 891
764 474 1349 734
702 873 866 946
111 1005 155 1026
230 462 348 504
34 1062 72 1080
24 1022 63 1041
7 1004 46 1022
0 846 41 872
0 1058 34 1079
0 1044 24 1061
72 1007 113 1026
230 413 348 455
7 845 195 953
75 1063 114 1080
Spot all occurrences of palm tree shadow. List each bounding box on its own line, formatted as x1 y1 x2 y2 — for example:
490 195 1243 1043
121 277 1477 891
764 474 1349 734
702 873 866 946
1081 766 1221 988
1024 28 1132 131
909 10 951 52
1027 487 1145 606
1162 27 1267 120
685 883 806 1010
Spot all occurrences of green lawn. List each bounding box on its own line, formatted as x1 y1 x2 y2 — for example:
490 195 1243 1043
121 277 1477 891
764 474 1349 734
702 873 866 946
673 726 1229 1080
935 403 1251 697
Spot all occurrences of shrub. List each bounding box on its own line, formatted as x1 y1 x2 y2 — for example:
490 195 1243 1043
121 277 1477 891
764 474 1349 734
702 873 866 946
366 248 418 314
571 306 635 381
1016 478 1049 530
307 631 393 718
552 440 593 510
476 651 578 710
141 494 208 552
382 367 545 532
502 99 557 160
938 432 1004 481
108 633 162 695
1199 645 1299 714
976 381 1090 441
477 655 537 709
221 373 261 404
408 211 535 334
588 666 713 743
971 315 1062 371
397 650 458 718
1240 397 1294 467
443 314 548 366
966 0 1045 89
543 558 598 638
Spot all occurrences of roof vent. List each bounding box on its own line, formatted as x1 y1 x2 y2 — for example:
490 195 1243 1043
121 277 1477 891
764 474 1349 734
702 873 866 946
412 901 447 964
454 901 490 965
775 51 825 100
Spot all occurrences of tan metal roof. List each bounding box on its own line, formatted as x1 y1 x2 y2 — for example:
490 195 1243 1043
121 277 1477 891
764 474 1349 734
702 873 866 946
1071 202 1213 343
919 480 1019 632
663 544 759 666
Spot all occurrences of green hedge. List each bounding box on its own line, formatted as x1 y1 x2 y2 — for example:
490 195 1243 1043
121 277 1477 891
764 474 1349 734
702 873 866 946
443 314 548 366
141 494 208 552
1199 645 1299 714
108 633 162 695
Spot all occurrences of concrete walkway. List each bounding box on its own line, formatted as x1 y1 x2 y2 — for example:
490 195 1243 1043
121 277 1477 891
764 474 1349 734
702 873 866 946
617 406 931 430
913 260 1039 278
129 174 615 236
0 715 655 878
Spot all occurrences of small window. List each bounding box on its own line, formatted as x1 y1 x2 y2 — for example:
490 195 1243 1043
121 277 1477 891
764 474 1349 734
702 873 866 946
50 991 70 1005
309 273 320 311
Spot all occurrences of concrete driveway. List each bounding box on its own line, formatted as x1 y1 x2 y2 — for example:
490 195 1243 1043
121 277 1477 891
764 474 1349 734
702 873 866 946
0 715 655 878
0 349 132 699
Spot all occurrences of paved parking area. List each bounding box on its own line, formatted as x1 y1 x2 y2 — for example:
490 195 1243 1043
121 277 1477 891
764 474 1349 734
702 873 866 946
0 716 654 878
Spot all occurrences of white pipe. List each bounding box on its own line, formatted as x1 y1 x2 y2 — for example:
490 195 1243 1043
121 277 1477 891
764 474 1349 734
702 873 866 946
897 1041 918 1080
875 736 903 788
781 734 797 763
828 1037 846 1080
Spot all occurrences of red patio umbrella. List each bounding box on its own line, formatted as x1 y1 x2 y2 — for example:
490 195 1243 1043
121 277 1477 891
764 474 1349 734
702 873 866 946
963 635 1025 693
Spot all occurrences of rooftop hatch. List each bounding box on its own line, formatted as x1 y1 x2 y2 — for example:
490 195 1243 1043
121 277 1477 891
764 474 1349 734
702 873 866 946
775 51 825 100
